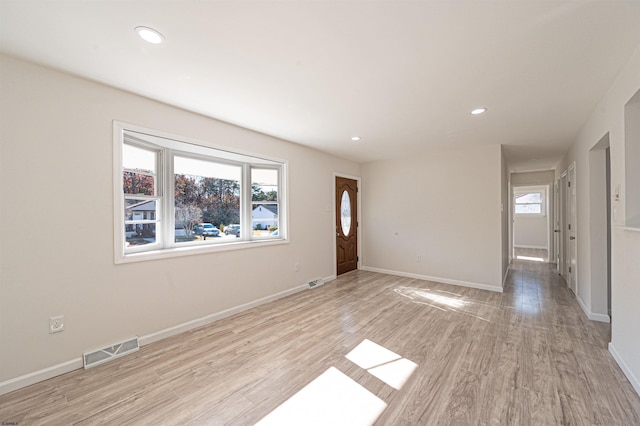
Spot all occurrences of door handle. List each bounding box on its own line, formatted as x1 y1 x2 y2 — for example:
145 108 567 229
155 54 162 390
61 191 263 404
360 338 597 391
569 236 576 240
554 230 561 233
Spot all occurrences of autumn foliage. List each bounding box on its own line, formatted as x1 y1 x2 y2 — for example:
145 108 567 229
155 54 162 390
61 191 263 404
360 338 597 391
174 174 240 229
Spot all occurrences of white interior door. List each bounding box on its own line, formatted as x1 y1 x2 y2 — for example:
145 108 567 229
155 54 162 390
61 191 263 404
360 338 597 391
568 164 577 294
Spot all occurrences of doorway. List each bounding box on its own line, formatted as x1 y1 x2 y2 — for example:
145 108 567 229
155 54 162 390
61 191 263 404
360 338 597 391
336 176 358 275
588 135 612 322
606 147 612 318
559 171 568 279
554 179 561 270
567 163 577 294
512 185 550 262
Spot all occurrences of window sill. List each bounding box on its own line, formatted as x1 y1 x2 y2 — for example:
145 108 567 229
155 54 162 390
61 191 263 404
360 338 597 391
115 238 288 264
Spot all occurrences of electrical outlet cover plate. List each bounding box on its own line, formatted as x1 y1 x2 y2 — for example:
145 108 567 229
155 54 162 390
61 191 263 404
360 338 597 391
50 315 64 333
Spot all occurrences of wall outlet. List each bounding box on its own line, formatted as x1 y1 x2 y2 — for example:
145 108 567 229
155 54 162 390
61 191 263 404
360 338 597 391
416 254 423 262
294 262 300 272
50 315 64 333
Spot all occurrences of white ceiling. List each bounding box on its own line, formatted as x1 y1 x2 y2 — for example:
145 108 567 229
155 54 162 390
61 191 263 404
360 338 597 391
2 1 640 171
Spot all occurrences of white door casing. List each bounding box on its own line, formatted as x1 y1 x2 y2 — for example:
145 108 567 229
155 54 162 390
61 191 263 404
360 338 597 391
568 164 578 294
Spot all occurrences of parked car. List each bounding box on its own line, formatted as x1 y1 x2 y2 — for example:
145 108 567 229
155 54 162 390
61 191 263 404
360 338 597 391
194 223 220 237
225 224 240 237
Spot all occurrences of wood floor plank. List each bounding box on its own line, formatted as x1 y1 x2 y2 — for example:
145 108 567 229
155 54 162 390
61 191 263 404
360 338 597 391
1 261 639 425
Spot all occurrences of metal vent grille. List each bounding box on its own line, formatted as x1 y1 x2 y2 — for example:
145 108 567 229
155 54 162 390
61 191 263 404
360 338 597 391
83 337 139 369
308 278 325 289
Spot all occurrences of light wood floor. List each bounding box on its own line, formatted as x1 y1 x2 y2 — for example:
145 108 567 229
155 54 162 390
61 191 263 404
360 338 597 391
2 261 640 425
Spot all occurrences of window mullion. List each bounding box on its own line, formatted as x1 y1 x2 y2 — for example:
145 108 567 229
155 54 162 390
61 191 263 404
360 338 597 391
279 164 285 239
242 163 252 241
163 148 173 248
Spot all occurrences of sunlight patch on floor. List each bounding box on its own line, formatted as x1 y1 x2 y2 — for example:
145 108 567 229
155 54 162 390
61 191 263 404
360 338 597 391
393 286 493 322
256 367 387 426
516 255 545 262
394 287 469 309
346 339 417 390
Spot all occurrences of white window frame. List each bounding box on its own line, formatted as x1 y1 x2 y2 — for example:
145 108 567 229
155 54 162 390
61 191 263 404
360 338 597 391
114 121 288 264
514 187 546 217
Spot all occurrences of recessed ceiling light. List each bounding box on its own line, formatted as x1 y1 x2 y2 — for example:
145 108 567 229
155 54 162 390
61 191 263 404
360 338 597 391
471 108 487 115
135 26 164 44
351 136 361 141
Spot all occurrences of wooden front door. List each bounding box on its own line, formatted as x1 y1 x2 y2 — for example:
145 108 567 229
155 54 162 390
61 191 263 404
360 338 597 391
336 176 358 275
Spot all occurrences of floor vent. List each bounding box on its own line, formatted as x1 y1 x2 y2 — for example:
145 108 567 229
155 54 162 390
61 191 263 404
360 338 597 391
308 278 325 289
83 337 139 369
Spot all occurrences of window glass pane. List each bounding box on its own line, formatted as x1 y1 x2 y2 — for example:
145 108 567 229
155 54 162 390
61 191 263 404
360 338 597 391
252 168 279 237
123 144 156 172
252 203 279 236
175 156 241 181
125 199 157 221
174 156 241 244
174 223 191 242
252 169 278 202
125 223 156 246
515 204 542 214
341 191 352 236
515 192 542 204
123 171 155 195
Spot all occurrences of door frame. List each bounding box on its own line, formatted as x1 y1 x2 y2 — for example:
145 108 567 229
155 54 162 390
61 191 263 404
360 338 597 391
554 179 560 270
511 184 552 261
559 170 568 279
333 172 362 278
567 162 578 294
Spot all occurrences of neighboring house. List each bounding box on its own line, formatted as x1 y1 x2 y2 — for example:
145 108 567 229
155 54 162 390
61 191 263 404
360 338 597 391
252 204 278 229
127 199 156 220
125 200 189 239
125 200 156 237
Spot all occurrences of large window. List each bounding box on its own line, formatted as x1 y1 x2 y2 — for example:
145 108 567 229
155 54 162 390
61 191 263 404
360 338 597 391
114 123 286 263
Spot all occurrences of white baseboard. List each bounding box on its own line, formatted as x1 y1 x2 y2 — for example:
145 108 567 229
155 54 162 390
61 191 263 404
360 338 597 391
576 295 611 323
323 274 337 283
502 267 510 289
0 281 314 397
609 342 640 396
139 283 308 346
0 358 83 396
361 266 503 293
588 312 611 323
513 244 547 249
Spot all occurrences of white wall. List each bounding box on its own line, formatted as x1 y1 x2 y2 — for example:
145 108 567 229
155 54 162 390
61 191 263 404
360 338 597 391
0 55 360 385
513 215 548 248
361 144 504 292
558 43 640 394
625 91 640 227
511 170 555 186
